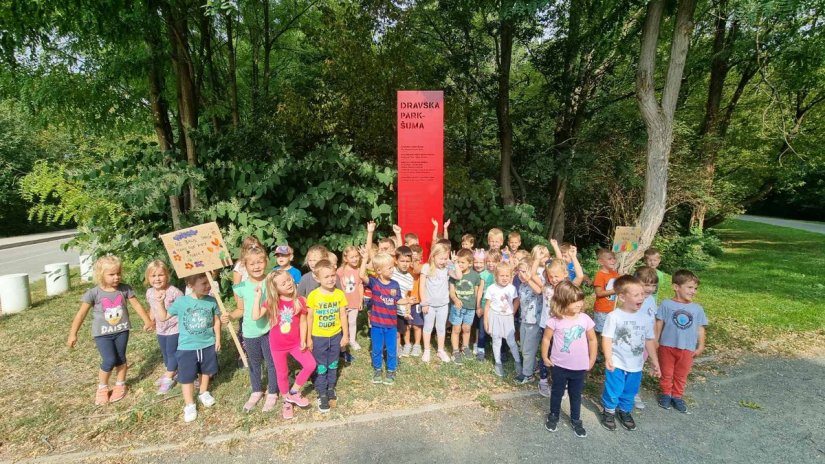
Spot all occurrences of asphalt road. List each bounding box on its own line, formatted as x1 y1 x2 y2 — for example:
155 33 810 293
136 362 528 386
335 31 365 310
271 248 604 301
737 215 825 234
0 237 81 282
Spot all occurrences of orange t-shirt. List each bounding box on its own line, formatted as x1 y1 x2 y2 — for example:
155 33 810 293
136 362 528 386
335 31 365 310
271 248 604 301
593 269 620 313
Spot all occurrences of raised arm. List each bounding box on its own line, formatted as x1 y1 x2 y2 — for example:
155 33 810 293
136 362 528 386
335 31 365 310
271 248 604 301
358 246 370 284
431 218 439 243
365 220 376 254
570 246 584 287
392 224 403 247
250 286 266 321
443 219 450 240
550 239 563 259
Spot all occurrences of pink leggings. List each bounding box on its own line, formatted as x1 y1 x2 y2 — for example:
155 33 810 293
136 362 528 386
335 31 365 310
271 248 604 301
272 346 317 395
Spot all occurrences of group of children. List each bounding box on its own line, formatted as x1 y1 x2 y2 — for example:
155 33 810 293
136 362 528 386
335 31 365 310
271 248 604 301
67 223 707 434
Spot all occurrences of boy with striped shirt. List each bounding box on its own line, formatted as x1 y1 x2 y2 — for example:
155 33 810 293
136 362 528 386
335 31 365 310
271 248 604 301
359 248 404 385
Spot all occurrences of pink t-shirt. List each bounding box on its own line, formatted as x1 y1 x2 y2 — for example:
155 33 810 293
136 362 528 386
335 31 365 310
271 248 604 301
546 313 595 371
337 266 363 310
146 286 184 336
267 297 306 352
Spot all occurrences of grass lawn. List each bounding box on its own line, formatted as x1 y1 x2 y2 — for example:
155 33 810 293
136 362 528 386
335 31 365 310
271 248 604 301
0 218 822 459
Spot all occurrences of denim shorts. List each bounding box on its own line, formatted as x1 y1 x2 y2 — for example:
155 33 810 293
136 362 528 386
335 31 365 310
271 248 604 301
448 305 475 326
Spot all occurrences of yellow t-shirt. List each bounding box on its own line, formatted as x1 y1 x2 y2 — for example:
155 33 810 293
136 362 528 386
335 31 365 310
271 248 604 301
306 288 347 337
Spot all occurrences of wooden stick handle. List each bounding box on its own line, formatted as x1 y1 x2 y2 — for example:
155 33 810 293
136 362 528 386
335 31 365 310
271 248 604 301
206 272 249 369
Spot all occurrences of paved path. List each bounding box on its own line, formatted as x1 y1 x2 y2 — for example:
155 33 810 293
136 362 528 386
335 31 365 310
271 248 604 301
0 237 82 282
737 215 825 234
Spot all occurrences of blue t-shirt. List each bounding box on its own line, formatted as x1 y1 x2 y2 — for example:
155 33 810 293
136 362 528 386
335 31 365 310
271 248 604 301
656 299 708 351
274 266 302 285
567 262 576 281
167 295 219 350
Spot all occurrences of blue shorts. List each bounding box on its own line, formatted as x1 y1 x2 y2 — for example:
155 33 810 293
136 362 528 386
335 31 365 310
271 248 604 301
449 305 475 326
176 345 218 384
410 304 424 327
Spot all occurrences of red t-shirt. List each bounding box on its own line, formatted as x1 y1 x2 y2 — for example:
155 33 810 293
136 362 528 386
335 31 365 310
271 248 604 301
267 297 307 351
593 269 620 313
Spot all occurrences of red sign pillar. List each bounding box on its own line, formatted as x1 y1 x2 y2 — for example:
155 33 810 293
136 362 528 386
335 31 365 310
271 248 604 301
397 90 444 260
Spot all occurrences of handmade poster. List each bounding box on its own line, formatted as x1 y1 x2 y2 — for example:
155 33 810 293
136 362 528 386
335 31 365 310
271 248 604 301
397 90 444 258
612 226 641 253
160 222 233 278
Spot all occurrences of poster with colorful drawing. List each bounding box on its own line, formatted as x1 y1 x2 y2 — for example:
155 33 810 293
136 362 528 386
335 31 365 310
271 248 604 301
160 222 233 278
612 226 641 253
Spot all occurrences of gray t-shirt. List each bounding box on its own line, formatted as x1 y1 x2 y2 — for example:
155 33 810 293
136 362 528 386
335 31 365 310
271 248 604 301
602 308 654 372
81 284 135 337
297 272 342 298
421 264 450 307
656 299 708 351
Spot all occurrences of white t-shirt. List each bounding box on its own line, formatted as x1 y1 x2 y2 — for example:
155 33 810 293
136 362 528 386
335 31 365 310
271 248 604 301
484 283 517 316
602 308 654 372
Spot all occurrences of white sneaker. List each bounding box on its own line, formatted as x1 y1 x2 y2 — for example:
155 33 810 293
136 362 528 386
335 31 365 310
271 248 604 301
634 395 646 409
437 350 451 363
538 379 551 398
198 391 216 407
183 403 197 423
422 350 431 363
351 341 362 351
401 344 412 357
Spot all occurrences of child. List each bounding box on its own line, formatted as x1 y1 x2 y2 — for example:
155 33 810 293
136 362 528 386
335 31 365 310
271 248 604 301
600 275 661 432
541 281 597 438
484 263 522 377
306 260 349 412
392 246 417 358
273 245 302 284
145 260 184 395
592 248 620 336
506 231 522 261
632 266 659 409
154 273 221 423
486 228 504 252
255 269 315 420
420 242 462 363
233 236 265 284
644 247 666 301
359 250 404 384
408 244 425 356
474 249 499 360
298 244 332 297
221 247 278 412
448 248 481 364
67 255 153 405
378 238 396 256
656 270 707 413
337 245 364 351
515 257 544 382
461 234 475 250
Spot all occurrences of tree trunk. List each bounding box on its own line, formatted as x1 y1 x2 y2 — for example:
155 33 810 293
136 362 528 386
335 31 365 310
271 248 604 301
548 175 567 241
199 7 222 132
496 15 515 206
225 11 240 128
623 0 697 273
263 0 271 100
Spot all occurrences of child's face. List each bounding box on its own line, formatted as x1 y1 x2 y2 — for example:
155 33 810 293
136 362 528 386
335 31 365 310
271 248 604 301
599 253 617 271
377 263 395 280
434 251 449 269
345 250 360 268
148 269 168 290
495 268 512 287
545 267 567 287
473 258 485 272
619 284 646 311
274 272 295 296
485 257 498 271
645 253 661 269
102 266 122 288
565 300 585 316
397 255 412 273
306 251 323 271
517 263 531 282
487 236 502 251
245 255 267 280
189 276 211 297
673 281 698 302
461 240 473 250
316 267 337 291
328 254 338 268
456 257 470 272
508 237 521 252
405 238 419 247
643 282 657 297
411 251 422 264
276 254 291 268
378 242 393 255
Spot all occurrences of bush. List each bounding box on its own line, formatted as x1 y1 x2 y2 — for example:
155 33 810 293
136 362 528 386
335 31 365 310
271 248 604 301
653 229 724 273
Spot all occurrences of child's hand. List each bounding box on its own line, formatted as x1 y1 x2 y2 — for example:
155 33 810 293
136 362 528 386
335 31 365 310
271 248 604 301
443 219 450 229
543 357 553 367
431 218 438 227
340 337 348 349
367 220 376 233
358 245 369 258
569 245 578 258
300 340 307 351
254 284 262 299
220 314 231 325
550 238 558 248
476 308 483 317
143 318 155 331
154 290 166 303
215 340 221 352
392 224 402 235
67 334 78 348
422 305 430 315
651 364 661 378
454 300 463 309
450 251 457 262
307 338 313 351
605 358 615 372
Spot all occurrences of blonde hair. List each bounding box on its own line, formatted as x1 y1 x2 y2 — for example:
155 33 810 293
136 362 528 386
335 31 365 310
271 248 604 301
486 249 502 263
313 259 336 276
544 258 567 281
143 260 170 287
372 252 394 271
494 262 512 276
94 255 122 285
265 269 302 325
243 246 269 266
530 245 549 263
487 228 504 241
461 234 475 246
239 236 264 261
551 281 585 318
634 266 659 285
342 245 361 268
426 242 451 276
508 231 521 240
304 244 329 267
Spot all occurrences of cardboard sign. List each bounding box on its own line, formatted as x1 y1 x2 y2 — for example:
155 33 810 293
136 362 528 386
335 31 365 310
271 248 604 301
612 226 641 253
160 222 233 278
397 90 444 259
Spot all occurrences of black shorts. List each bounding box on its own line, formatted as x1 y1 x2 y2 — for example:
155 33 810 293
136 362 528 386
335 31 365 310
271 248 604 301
176 345 218 384
397 316 410 333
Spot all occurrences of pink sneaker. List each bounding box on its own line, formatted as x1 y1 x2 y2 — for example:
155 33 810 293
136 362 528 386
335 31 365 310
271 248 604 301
110 384 127 403
284 391 310 408
243 392 263 412
262 393 278 412
157 378 176 395
282 402 294 420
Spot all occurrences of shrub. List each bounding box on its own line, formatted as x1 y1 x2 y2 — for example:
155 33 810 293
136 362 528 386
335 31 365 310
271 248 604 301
653 229 724 273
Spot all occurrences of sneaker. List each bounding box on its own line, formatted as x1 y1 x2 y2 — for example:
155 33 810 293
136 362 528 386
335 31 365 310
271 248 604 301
110 383 127 403
671 397 688 413
243 392 263 412
411 345 422 357
157 377 176 395
282 402 294 420
437 350 451 363
422 350 431 363
516 374 534 385
154 377 164 387
634 395 646 409
328 390 337 408
463 347 472 359
383 371 396 385
199 391 216 408
617 410 637 431
351 341 362 351
658 394 672 410
571 419 587 438
262 393 279 413
343 351 354 363
372 369 383 384
318 396 330 413
494 363 505 377
95 386 109 405
476 350 485 362
545 413 559 432
600 410 617 431
453 350 464 365
183 403 198 423
401 344 412 357
514 362 523 378
538 379 551 398
285 391 310 408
